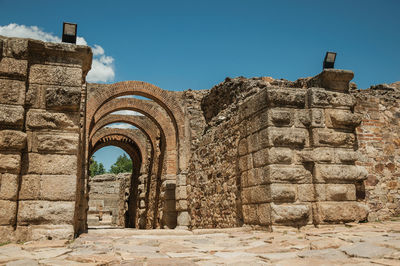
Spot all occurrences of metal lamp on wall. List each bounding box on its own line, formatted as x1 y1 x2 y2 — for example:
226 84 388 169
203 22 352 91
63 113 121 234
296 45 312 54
323 51 336 69
62 22 77 44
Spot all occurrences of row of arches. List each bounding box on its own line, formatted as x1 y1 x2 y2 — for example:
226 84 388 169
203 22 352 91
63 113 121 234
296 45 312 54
83 81 188 230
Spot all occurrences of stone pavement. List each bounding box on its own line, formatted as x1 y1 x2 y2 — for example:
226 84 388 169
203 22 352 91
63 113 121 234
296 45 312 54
1 220 400 265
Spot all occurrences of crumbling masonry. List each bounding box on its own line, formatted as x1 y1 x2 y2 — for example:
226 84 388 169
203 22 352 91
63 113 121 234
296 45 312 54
0 36 398 241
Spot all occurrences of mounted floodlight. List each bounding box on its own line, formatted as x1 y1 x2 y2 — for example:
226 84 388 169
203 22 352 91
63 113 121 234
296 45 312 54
62 22 77 44
323 51 336 69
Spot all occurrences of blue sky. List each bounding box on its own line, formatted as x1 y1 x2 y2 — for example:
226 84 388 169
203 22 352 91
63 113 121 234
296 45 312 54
1 0 399 170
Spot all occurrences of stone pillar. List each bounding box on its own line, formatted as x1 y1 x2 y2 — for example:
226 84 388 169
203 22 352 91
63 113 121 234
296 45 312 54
0 37 28 241
239 69 369 227
176 172 190 229
306 69 369 224
0 36 91 241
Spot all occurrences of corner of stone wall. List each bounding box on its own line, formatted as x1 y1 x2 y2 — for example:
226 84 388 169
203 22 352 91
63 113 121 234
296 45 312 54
239 69 369 228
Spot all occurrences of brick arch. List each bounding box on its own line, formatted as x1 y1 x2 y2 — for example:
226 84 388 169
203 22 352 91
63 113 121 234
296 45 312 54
91 128 149 167
91 98 177 176
89 114 159 156
87 81 186 172
92 140 142 172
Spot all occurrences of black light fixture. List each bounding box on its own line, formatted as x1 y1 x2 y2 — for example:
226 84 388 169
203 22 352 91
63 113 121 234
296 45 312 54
62 22 77 44
323 51 336 69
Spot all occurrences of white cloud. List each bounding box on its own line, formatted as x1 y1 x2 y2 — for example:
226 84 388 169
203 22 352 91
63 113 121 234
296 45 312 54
0 23 114 83
112 110 143 116
106 123 136 129
92 44 104 56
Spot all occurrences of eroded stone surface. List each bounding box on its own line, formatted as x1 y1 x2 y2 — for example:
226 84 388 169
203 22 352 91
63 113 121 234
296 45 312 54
0 220 399 265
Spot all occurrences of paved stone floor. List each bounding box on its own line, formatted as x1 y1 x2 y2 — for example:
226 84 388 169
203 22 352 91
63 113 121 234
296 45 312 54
1 220 400 265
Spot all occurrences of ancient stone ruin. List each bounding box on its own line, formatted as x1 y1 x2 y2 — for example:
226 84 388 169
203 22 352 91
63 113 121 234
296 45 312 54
0 36 398 242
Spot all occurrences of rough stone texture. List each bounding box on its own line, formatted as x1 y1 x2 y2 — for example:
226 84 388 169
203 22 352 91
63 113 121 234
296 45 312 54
17 201 75 225
188 70 369 229
87 173 131 227
352 82 400 221
1 220 399 265
25 153 77 175
0 35 91 242
0 130 26 150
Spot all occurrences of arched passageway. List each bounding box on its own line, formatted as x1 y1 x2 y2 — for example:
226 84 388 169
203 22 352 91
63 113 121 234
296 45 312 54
83 81 189 231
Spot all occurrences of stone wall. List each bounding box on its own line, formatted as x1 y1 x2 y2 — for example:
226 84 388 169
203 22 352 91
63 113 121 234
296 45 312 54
352 82 400 221
87 173 130 227
0 35 91 241
187 70 370 228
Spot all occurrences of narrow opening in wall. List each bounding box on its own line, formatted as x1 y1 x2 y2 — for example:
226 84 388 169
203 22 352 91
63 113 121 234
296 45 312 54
88 146 139 229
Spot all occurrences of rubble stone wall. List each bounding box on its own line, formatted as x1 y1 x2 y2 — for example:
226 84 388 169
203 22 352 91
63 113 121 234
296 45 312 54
87 173 130 227
0 36 91 241
352 83 400 221
187 71 370 228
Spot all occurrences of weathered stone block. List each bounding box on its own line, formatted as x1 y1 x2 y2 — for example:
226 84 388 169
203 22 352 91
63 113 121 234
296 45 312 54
26 153 77 175
177 211 190 226
248 132 260 153
314 164 367 183
176 174 187 186
310 109 325 128
17 201 75 225
308 88 356 109
326 184 356 201
0 173 18 200
0 200 16 225
29 65 82 86
46 86 81 111
19 175 40 200
267 127 308 147
238 138 248 156
296 148 334 163
252 148 268 168
0 57 27 79
313 128 355 147
2 38 28 59
266 87 306 107
297 184 315 202
325 109 362 129
25 84 43 108
271 203 310 224
0 79 25 105
270 184 296 202
246 111 268 135
26 110 79 131
41 175 76 201
242 185 271 204
265 165 312 184
30 132 79 154
242 204 258 224
294 109 311 128
268 147 293 164
309 69 354 92
0 105 24 129
0 130 26 150
335 149 359 163
269 108 293 126
29 224 74 241
257 203 271 225
246 168 267 187
239 90 268 120
175 186 187 200
239 154 252 172
0 152 21 174
314 202 368 223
